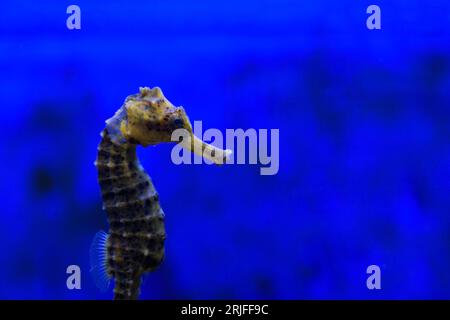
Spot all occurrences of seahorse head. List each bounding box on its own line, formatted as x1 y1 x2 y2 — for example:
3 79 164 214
120 87 231 164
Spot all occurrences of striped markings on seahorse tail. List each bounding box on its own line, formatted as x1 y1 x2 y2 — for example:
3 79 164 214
92 128 166 299
90 87 231 300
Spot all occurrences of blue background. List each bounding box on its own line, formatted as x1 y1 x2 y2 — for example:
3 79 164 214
1 1 449 299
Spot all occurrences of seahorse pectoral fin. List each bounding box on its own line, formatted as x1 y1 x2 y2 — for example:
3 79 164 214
182 134 232 165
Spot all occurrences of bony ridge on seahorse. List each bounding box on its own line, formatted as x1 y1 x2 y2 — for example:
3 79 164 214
90 87 231 300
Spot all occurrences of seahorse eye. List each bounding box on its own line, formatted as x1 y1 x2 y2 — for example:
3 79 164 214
173 118 184 129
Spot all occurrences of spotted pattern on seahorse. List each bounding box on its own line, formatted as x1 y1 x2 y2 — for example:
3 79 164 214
91 87 231 300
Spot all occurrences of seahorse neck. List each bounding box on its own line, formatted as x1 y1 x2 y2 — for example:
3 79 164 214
103 106 141 168
96 107 143 188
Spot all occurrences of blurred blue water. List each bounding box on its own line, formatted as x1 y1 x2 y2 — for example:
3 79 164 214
0 0 449 299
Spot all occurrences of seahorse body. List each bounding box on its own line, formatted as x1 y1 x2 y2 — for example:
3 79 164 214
96 130 165 299
90 87 231 300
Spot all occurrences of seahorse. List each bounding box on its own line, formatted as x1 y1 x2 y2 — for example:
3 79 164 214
90 87 231 300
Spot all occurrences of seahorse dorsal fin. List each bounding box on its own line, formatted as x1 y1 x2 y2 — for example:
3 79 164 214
90 231 111 292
